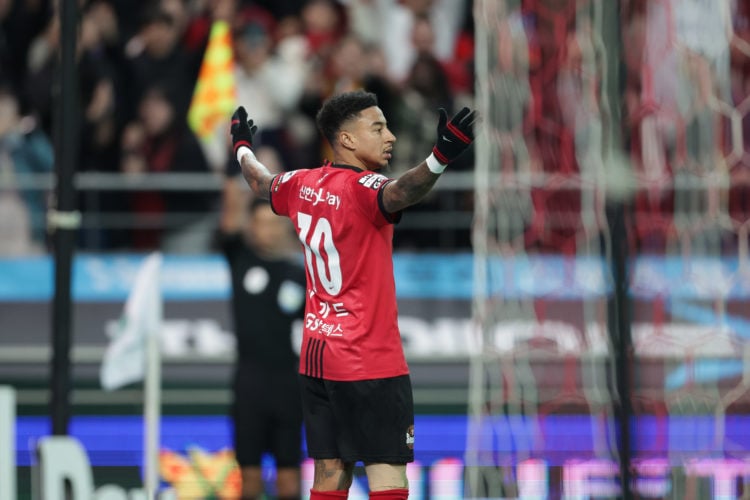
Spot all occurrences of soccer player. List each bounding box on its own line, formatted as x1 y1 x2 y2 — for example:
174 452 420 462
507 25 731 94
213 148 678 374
230 90 477 500
220 163 306 500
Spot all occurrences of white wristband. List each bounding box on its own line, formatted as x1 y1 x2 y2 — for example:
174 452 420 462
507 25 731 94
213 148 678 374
236 146 255 164
425 153 447 174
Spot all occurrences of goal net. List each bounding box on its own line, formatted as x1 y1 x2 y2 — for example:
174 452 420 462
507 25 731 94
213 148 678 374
467 0 750 498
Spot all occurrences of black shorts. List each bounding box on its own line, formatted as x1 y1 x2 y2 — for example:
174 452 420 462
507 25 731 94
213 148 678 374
299 374 415 464
232 363 303 468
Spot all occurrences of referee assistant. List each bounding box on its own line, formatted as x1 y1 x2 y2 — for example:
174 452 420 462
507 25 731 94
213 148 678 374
221 159 306 500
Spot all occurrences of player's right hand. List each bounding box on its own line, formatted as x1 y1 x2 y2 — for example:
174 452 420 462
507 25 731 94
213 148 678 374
432 107 479 165
230 106 258 157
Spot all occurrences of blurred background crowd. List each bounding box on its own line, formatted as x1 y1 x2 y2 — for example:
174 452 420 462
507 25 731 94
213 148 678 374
6 0 750 260
0 0 476 254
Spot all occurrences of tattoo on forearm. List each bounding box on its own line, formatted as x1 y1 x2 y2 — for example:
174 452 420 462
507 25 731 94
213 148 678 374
240 157 273 200
387 162 439 211
399 168 438 204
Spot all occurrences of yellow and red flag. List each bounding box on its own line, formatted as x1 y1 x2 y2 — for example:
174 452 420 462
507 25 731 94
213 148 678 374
188 20 236 141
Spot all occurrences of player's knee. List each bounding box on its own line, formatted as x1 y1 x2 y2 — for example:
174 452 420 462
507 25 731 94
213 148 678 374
364 463 408 491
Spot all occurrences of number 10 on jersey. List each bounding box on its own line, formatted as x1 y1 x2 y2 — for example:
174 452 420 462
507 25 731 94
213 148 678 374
297 212 343 295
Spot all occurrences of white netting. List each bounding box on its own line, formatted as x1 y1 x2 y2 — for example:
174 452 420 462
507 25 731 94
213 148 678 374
468 0 750 498
468 1 618 497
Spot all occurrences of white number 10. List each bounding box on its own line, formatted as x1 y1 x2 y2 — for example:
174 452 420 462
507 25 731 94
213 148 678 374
297 212 342 295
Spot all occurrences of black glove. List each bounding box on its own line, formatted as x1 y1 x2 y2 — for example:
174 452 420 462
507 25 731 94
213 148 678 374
432 107 478 164
230 106 258 157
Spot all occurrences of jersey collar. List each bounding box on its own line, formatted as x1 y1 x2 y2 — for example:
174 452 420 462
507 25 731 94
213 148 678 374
329 162 364 172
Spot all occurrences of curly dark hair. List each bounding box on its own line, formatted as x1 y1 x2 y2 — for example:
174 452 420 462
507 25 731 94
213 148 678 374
315 90 379 147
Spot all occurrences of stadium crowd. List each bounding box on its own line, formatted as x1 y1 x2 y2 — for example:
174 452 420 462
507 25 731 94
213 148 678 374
7 0 750 258
0 0 475 254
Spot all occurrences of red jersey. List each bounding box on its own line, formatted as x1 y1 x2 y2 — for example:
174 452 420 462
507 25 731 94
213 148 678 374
269 162 409 381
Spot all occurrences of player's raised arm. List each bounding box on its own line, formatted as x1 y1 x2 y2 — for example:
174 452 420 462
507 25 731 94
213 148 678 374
381 107 479 214
231 106 276 199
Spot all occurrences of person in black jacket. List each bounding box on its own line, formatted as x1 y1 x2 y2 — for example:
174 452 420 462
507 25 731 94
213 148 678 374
220 149 306 500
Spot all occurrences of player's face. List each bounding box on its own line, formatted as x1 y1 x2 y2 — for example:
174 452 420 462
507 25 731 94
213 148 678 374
246 204 290 256
346 106 396 170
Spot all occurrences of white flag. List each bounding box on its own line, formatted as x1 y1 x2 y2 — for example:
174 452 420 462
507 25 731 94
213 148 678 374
100 253 163 391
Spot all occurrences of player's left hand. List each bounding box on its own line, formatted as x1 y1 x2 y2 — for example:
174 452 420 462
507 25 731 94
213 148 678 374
230 106 258 157
432 107 479 165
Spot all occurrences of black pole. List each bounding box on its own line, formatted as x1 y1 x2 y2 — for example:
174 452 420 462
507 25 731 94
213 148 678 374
607 202 633 499
50 0 80 436
596 0 633 495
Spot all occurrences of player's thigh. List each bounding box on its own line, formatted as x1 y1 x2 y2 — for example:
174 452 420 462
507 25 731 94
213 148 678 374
364 463 408 491
328 375 415 463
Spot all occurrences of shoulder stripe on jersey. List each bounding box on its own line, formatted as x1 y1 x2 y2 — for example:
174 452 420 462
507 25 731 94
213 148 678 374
377 179 402 224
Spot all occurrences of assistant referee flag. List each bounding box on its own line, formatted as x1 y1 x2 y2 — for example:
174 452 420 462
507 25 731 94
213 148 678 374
188 20 236 140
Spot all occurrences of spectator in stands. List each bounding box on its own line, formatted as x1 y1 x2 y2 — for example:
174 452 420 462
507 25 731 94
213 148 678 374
0 84 53 254
24 14 59 136
301 0 345 59
557 24 604 174
224 8 308 170
295 3 353 165
395 51 453 172
123 7 199 123
0 0 51 93
487 7 532 173
360 43 401 131
120 84 217 252
326 35 367 95
25 6 119 157
377 0 467 83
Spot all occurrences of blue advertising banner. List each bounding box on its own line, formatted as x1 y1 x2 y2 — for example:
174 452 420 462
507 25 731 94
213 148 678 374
1 253 749 302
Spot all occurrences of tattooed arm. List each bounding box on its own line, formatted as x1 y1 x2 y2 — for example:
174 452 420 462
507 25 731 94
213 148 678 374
380 161 441 214
238 152 275 200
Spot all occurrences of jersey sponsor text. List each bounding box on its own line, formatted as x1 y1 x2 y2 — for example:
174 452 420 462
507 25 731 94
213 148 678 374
299 185 341 209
